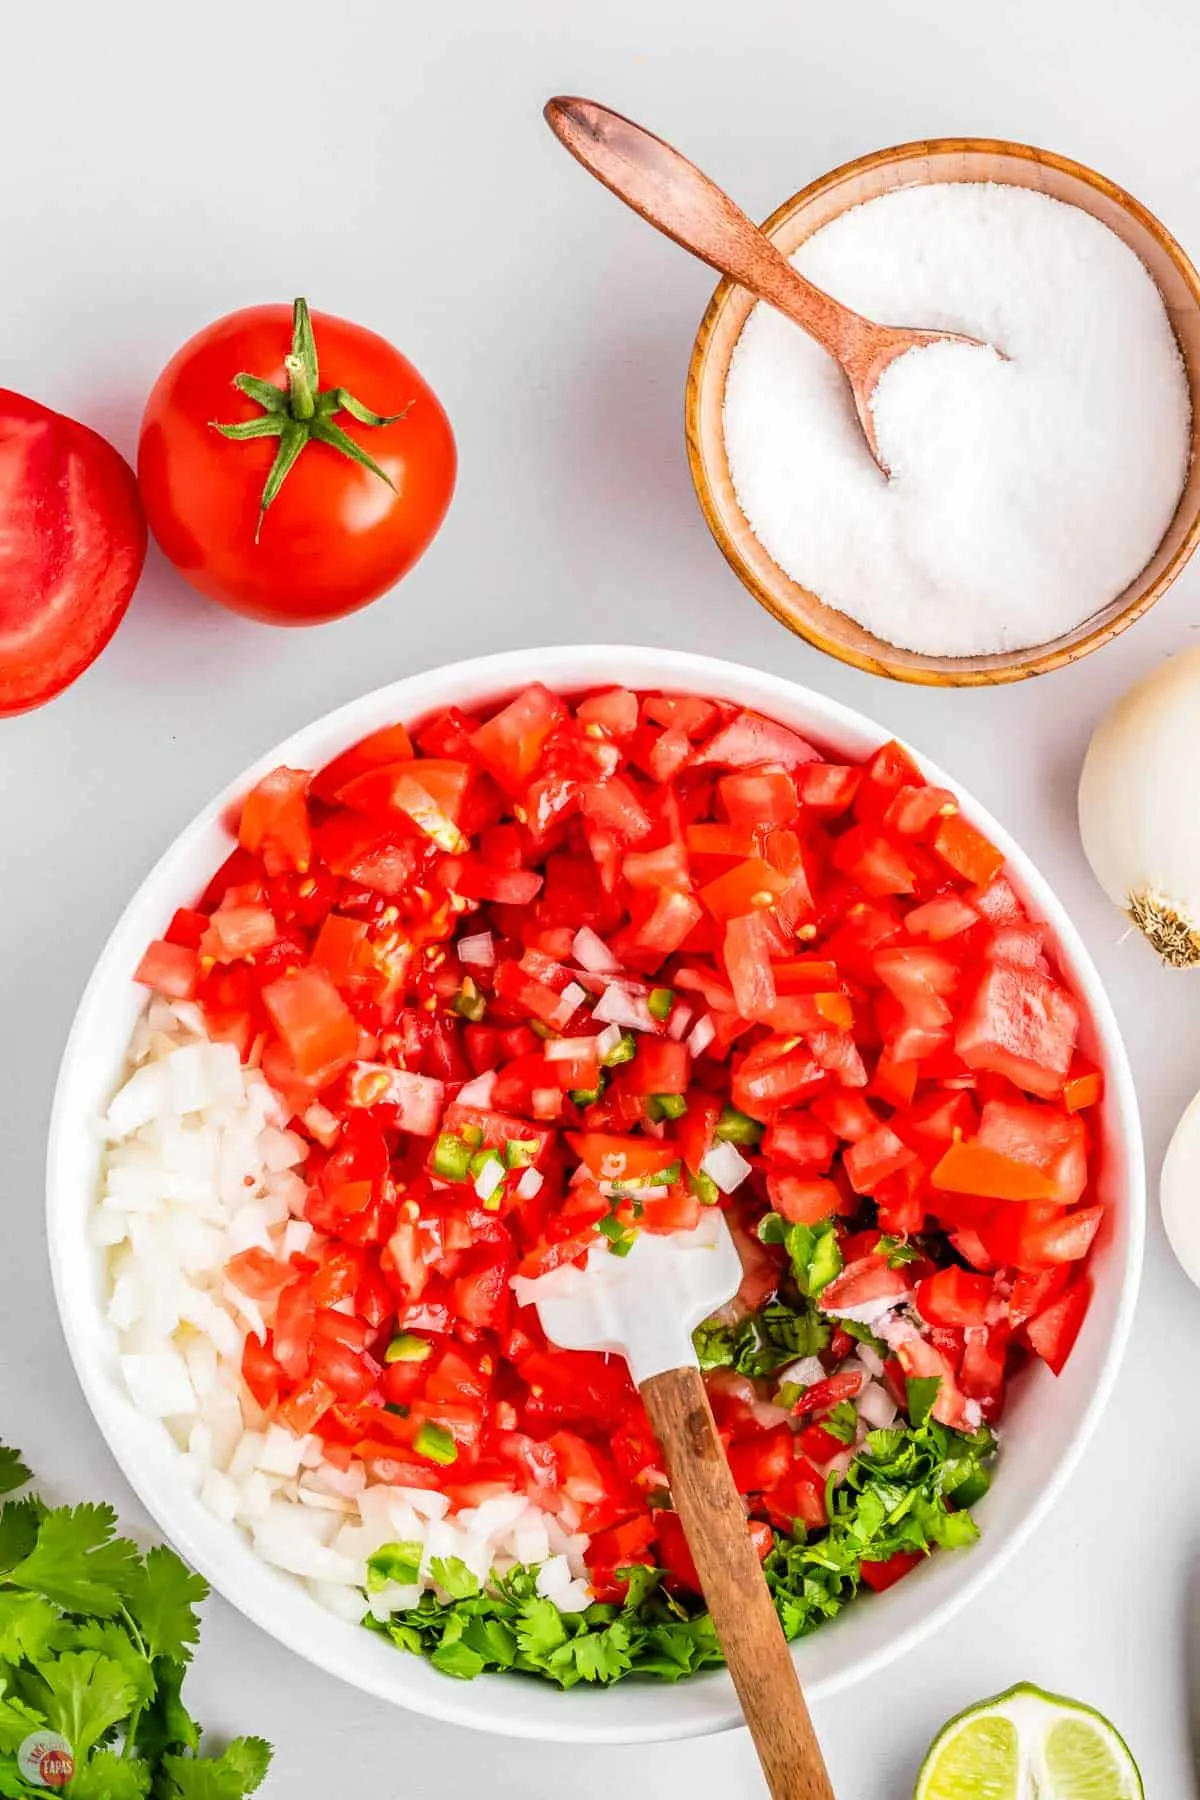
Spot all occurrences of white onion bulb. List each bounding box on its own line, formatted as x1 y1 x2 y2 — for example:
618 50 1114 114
1079 647 1200 966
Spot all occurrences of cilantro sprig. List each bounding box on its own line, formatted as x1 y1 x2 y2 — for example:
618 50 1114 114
0 1445 271 1797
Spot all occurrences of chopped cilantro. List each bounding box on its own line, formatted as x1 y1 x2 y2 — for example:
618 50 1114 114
692 1297 829 1375
905 1376 942 1428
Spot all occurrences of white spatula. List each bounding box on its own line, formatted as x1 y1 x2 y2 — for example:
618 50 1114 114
527 1212 837 1800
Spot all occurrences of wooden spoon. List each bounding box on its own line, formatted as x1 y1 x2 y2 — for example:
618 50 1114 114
528 1214 837 1800
544 96 988 473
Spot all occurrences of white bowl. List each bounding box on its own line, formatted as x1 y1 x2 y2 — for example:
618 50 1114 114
47 646 1144 1744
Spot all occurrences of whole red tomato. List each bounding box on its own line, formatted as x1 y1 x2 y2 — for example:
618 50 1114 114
0 392 145 716
138 299 456 625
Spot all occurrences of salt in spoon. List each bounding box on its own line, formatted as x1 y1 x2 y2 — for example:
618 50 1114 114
544 96 991 474
524 1211 837 1800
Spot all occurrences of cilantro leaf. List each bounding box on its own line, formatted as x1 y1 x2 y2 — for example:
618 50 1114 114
0 1500 41 1575
125 1546 208 1664
0 1448 31 1499
158 1737 272 1798
20 1648 134 1757
73 1620 156 1711
366 1542 423 1592
905 1376 942 1428
69 1750 152 1798
693 1296 829 1376
0 1591 62 1663
134 1658 199 1762
8 1504 139 1616
428 1557 479 1601
0 1767 33 1798
821 1402 859 1446
0 1679 46 1753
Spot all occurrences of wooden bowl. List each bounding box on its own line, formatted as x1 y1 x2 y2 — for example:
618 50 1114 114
686 137 1200 686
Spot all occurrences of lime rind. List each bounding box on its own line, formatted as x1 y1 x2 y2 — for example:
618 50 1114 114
916 1682 1143 1800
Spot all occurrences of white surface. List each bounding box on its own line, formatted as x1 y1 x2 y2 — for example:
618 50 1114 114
3 0 1199 1792
48 648 1142 1747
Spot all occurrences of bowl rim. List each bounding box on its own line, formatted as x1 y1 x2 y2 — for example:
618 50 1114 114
46 644 1145 1742
685 134 1200 687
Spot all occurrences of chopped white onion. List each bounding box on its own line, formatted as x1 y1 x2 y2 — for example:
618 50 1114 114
571 927 620 974
457 931 496 969
473 1157 506 1203
666 1003 694 1042
552 981 588 1027
543 1036 600 1063
515 1167 544 1200
455 1070 497 1108
686 1014 716 1058
857 1382 899 1430
777 1356 827 1391
593 985 655 1031
594 1022 625 1061
700 1140 753 1194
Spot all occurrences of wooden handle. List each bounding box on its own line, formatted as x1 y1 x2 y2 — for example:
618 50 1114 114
641 1366 836 1800
544 95 870 367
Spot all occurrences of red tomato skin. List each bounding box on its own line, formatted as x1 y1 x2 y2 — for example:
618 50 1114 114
0 390 145 715
138 304 456 624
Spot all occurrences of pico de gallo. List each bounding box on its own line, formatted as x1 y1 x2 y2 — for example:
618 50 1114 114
129 682 1104 1683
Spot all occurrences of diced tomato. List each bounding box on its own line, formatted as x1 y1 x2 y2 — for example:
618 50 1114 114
860 1551 924 1593
768 1174 842 1224
262 965 359 1079
818 1258 911 1318
791 1370 865 1418
796 763 860 815
311 722 414 803
1063 1063 1103 1112
762 1111 837 1173
632 1037 690 1096
915 1267 994 1328
931 1140 1058 1202
976 1099 1087 1206
854 741 925 825
733 1037 826 1122
904 893 980 941
238 766 312 876
933 813 1004 888
832 826 916 897
797 1423 845 1465
134 938 200 999
1025 1278 1091 1373
470 684 568 793
768 1457 828 1533
1008 1266 1072 1329
241 1336 283 1409
719 771 799 829
728 1424 794 1495
697 711 819 771
843 1123 915 1195
577 688 640 736
956 962 1079 1098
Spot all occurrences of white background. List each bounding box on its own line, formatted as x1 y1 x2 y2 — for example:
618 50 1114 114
2 0 1198 1793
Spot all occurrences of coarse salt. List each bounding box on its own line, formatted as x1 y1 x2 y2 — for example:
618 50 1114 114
723 182 1191 656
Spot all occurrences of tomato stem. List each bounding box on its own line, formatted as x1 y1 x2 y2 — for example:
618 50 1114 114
212 296 411 540
285 355 317 421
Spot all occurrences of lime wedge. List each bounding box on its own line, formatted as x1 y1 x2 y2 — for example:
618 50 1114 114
916 1684 1142 1800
